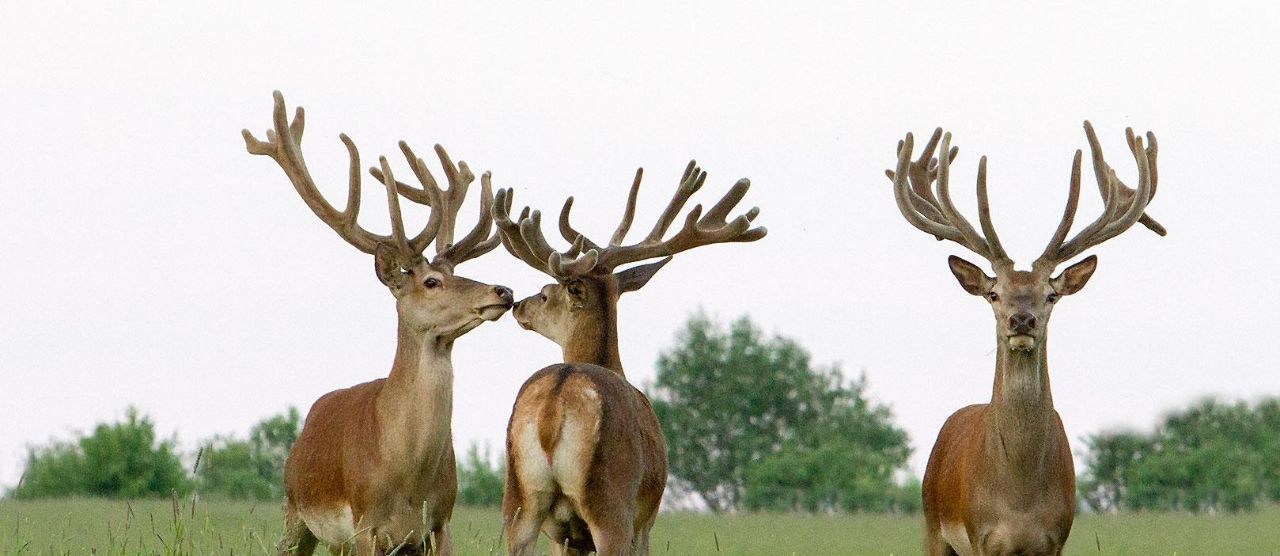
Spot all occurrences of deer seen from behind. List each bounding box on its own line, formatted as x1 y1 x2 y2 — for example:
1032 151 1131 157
493 162 766 556
886 123 1165 556
243 91 513 555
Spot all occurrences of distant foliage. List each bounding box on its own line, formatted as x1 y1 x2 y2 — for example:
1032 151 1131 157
1079 397 1280 513
11 407 189 499
197 407 300 500
650 313 916 513
457 443 505 507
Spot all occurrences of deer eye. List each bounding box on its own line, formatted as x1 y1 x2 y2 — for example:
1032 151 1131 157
1047 292 1059 303
539 293 547 302
423 277 441 289
986 292 999 302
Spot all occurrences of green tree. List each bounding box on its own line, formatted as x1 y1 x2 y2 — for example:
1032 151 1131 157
1077 430 1150 512
743 378 916 513
1078 397 1280 513
650 313 912 513
456 443 505 507
197 437 270 500
197 407 300 500
12 407 189 499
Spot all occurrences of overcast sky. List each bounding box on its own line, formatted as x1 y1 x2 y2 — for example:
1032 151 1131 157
2 2 1277 488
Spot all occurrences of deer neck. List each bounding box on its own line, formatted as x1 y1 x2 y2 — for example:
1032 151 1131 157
561 296 625 377
985 332 1058 473
377 319 455 449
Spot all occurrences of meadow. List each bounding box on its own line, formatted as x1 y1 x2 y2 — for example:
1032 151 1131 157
0 499 1276 555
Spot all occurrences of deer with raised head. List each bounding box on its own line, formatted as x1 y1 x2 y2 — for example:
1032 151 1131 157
243 91 513 555
493 162 765 556
886 123 1164 556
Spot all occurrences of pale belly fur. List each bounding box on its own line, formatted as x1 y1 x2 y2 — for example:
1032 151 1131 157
941 522 974 556
301 504 357 546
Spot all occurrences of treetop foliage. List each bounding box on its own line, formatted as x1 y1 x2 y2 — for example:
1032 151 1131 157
12 407 189 499
196 407 300 501
1079 397 1280 513
650 313 916 513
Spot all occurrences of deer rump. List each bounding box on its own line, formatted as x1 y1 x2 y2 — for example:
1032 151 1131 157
505 364 667 551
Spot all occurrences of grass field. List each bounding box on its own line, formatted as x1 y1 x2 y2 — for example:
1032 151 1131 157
1 498 1277 555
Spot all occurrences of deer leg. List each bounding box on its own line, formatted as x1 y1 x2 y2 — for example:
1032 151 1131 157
635 527 652 556
429 523 452 556
584 523 634 556
278 506 319 556
578 505 635 556
546 535 588 556
505 491 554 556
925 526 959 556
355 531 382 556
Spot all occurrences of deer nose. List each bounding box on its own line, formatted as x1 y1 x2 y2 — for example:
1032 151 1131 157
494 285 514 304
1009 313 1037 334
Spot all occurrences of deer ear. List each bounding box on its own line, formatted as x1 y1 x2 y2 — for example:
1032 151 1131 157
375 243 408 288
616 257 672 294
948 255 994 296
1051 255 1098 296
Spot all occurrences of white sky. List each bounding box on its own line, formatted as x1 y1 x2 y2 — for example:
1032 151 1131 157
2 2 1277 488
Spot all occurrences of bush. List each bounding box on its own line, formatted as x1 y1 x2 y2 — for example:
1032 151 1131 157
650 313 913 513
12 407 189 499
1079 397 1280 513
457 443 504 507
196 407 299 500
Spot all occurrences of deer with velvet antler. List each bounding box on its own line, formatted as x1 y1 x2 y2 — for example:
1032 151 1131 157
886 123 1165 556
244 91 513 555
493 162 766 556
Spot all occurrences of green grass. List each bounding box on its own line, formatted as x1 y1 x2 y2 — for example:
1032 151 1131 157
0 498 1277 555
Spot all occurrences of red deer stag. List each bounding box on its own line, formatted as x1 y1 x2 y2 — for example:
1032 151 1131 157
493 162 765 555
243 91 513 555
886 123 1164 556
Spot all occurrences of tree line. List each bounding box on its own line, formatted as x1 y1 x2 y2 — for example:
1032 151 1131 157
1078 397 1280 513
9 314 1278 514
9 402 513 506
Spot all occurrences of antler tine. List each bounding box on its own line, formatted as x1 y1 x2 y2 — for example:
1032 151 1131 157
890 133 964 243
523 209 601 278
377 157 414 257
558 197 602 252
974 155 1011 265
592 169 766 272
493 189 591 278
1035 122 1158 268
436 172 501 267
429 145 474 252
517 211 559 265
934 133 1008 267
610 168 643 246
549 249 600 277
643 161 706 243
1034 150 1084 270
557 166 645 252
910 128 946 216
493 189 548 270
368 143 434 207
884 128 958 227
495 162 764 277
243 91 393 254
1090 133 1154 242
367 168 428 206
888 130 1007 268
1131 129 1166 236
1086 122 1166 237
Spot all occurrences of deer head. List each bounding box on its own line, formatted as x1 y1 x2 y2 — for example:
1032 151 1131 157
888 122 1162 352
493 161 766 367
242 91 513 340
